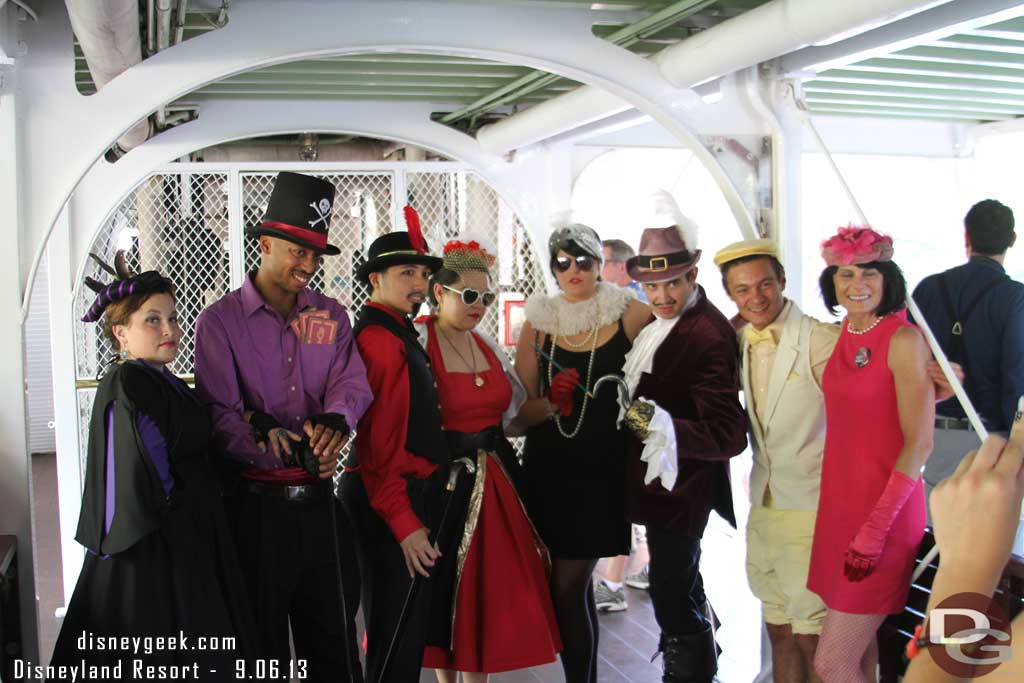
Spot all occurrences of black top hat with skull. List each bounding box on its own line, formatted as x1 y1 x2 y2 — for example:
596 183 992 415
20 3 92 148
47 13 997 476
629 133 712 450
247 171 340 255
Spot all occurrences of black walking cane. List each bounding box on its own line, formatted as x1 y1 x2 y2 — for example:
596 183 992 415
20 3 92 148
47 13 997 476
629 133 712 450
328 479 359 683
296 434 359 683
377 456 477 683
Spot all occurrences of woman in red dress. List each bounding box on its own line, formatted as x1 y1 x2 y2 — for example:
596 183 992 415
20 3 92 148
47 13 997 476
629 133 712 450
416 235 561 682
807 227 935 682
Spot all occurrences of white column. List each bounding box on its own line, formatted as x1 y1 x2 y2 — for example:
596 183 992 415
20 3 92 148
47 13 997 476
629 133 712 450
47 204 85 611
769 78 807 307
0 0 39 662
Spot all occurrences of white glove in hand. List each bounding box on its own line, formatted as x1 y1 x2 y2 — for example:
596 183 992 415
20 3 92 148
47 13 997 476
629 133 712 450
637 399 678 491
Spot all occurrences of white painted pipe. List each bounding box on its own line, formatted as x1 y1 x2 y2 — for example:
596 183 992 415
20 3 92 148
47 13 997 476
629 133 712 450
156 0 173 53
65 0 150 151
476 0 951 154
477 86 631 156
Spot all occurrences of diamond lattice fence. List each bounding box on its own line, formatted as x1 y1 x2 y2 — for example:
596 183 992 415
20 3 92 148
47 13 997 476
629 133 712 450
74 167 546 473
74 173 231 379
406 171 546 353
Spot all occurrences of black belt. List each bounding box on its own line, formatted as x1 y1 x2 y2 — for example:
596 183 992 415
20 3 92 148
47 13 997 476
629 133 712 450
446 426 504 455
245 480 327 501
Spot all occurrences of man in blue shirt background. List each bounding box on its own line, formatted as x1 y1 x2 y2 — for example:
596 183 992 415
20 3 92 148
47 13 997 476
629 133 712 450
912 199 1024 512
602 239 648 302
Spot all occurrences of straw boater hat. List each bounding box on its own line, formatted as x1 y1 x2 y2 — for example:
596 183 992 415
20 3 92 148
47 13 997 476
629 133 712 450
713 239 778 270
626 190 701 282
356 206 442 284
248 171 341 255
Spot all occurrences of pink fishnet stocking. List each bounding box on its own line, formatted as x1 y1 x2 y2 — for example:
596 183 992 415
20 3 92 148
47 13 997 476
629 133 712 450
813 610 886 682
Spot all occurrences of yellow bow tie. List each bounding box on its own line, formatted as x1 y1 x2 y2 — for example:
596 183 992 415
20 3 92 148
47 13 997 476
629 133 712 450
744 326 776 347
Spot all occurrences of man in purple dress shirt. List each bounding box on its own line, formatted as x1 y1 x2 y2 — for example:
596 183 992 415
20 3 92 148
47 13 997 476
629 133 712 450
195 173 373 683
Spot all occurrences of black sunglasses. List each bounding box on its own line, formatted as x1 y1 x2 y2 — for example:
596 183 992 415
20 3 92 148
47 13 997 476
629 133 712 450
442 284 496 307
553 255 596 273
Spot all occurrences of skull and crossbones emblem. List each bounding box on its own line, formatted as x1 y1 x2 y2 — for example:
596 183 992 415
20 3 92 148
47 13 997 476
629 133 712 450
308 198 332 229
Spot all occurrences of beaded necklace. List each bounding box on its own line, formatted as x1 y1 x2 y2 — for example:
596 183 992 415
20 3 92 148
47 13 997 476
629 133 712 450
547 329 600 439
847 314 888 335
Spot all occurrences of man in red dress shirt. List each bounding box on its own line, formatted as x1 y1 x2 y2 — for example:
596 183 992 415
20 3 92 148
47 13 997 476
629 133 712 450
341 219 450 683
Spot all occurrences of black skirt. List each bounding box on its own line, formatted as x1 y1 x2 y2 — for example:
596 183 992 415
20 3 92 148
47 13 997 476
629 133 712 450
50 476 256 679
520 323 632 559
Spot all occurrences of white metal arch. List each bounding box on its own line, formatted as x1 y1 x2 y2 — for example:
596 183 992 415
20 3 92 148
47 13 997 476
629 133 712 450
66 98 550 290
20 0 757 315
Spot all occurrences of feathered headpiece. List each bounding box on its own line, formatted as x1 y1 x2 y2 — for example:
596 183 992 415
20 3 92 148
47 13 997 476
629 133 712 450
442 232 496 274
547 211 603 262
404 206 428 254
81 251 174 323
820 225 894 266
647 189 699 253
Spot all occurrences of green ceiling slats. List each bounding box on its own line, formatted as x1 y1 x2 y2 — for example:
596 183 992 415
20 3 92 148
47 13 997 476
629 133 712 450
853 57 1024 81
896 45 1024 68
436 0 720 124
808 102 1012 121
816 68 1024 94
215 76 528 90
801 12 1024 124
938 33 1024 52
804 92 1023 116
74 1 1024 127
252 61 530 78
809 107 1008 122
804 80 1024 106
972 15 1024 35
192 82 563 98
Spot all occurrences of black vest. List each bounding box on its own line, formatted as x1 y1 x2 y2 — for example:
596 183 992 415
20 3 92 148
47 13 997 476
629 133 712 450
354 305 450 467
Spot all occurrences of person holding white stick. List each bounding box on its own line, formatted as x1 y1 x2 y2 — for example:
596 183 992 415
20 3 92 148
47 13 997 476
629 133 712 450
911 200 1024 517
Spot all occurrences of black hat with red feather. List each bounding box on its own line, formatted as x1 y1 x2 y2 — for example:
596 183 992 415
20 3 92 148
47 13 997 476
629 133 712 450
356 206 442 284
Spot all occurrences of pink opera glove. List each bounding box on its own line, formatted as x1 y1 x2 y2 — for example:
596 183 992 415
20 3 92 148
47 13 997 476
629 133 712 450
844 470 918 582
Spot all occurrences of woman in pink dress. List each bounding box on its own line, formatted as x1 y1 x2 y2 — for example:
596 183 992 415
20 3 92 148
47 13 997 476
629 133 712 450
807 227 935 682
415 235 562 682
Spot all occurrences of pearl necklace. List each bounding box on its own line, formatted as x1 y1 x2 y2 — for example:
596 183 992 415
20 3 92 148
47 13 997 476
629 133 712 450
559 326 597 349
547 331 600 439
847 314 888 335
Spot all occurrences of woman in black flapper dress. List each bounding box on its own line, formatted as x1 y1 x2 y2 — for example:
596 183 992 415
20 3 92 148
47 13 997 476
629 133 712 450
513 223 651 683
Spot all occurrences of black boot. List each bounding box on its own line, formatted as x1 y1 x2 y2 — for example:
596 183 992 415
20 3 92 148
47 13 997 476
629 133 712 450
656 625 718 683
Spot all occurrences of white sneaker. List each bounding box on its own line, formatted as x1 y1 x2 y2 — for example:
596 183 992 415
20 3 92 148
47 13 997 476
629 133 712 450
625 565 650 590
594 581 628 612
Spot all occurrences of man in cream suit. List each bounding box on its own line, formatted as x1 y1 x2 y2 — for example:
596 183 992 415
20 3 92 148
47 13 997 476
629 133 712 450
716 240 960 683
714 240 836 683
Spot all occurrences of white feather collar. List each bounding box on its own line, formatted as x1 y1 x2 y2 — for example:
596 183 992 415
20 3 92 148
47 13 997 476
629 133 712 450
525 282 634 337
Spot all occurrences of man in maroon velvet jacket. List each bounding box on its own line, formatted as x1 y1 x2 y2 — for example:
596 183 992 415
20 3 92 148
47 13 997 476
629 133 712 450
620 194 748 683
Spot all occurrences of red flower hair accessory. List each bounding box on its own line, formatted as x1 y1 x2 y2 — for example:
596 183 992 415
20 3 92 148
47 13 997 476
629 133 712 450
441 233 496 273
821 225 894 266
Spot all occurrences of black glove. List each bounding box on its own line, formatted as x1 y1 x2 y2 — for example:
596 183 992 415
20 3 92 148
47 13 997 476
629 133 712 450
248 411 282 442
292 437 321 478
309 412 350 437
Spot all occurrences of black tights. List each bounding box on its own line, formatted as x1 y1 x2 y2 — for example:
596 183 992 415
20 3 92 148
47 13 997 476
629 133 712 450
550 557 600 683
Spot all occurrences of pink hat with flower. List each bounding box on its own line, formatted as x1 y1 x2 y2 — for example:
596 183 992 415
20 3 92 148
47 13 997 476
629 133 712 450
820 225 894 266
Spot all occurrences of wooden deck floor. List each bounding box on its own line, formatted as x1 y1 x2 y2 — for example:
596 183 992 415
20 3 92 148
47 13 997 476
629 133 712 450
31 453 765 682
